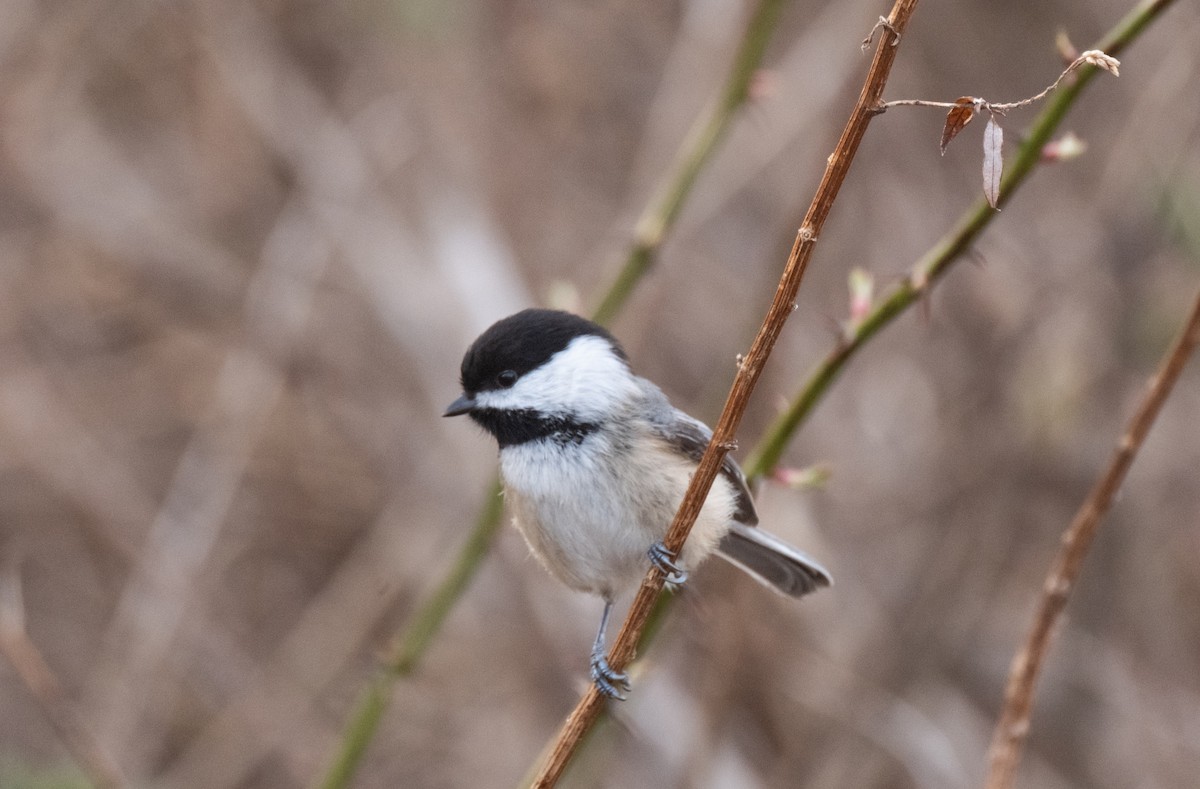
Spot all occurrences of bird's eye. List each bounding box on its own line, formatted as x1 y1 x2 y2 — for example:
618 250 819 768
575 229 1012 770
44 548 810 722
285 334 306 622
496 370 518 388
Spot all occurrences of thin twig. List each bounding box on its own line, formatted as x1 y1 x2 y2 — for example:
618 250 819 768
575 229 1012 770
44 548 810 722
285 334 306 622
529 2 920 785
0 567 128 789
984 287 1200 789
880 50 1119 114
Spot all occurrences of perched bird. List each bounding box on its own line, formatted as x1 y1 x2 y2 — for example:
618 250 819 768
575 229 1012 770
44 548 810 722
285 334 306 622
445 309 830 697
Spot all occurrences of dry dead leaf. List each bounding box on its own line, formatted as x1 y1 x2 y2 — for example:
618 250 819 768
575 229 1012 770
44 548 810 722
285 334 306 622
941 97 978 154
1080 49 1120 76
982 115 1004 209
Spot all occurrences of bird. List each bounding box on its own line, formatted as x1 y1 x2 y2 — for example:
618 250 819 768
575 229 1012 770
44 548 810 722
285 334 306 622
444 308 831 697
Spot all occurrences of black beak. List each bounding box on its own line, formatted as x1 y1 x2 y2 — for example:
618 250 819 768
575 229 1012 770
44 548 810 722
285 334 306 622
443 393 476 417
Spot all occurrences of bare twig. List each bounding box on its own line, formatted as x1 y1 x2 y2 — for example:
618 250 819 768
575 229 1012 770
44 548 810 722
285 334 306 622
880 50 1121 113
0 567 127 789
984 287 1200 789
529 2 920 785
89 196 327 770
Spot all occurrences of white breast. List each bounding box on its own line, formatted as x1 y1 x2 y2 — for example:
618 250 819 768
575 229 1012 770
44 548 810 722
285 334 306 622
499 427 738 600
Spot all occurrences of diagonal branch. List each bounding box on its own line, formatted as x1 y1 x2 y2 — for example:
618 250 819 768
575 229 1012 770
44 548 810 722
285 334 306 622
984 286 1200 789
529 1 920 785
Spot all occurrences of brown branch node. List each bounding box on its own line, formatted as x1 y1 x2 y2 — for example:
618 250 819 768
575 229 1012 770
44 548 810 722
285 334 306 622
862 16 901 50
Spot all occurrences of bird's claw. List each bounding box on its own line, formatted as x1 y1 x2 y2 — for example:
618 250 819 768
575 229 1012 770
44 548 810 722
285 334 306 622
648 541 688 587
590 652 631 700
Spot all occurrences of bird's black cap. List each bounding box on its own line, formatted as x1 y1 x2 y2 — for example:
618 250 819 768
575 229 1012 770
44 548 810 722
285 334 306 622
457 309 626 398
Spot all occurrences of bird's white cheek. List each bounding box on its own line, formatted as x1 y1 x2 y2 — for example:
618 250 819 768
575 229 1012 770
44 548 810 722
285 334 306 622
476 336 639 420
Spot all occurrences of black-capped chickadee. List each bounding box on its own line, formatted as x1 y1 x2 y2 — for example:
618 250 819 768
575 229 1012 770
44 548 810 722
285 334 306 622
445 309 831 698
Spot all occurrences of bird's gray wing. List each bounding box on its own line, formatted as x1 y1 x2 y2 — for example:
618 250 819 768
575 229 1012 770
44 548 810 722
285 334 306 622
641 396 758 525
637 384 832 598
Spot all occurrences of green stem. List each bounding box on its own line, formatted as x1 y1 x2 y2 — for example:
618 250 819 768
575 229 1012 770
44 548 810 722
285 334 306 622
315 674 391 789
390 481 506 675
591 0 788 326
316 482 504 789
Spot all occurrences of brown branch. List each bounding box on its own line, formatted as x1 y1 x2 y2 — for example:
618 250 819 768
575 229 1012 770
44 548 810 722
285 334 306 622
528 1 921 785
0 567 128 789
984 287 1200 789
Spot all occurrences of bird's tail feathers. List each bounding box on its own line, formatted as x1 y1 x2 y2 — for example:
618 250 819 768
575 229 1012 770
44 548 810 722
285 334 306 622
716 522 832 598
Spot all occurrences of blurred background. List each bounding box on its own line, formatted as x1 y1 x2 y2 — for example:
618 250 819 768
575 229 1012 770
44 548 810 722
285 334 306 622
1 0 1198 787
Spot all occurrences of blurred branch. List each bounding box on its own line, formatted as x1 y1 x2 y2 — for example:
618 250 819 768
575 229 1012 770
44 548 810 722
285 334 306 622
744 0 1181 479
984 286 1200 789
591 0 789 326
161 501 416 788
316 482 504 789
531 2 919 785
317 3 796 786
0 566 127 789
89 197 328 771
0 368 153 561
391 481 507 677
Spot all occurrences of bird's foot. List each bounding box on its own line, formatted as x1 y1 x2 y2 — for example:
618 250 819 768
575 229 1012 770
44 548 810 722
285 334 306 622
648 542 688 588
590 651 631 700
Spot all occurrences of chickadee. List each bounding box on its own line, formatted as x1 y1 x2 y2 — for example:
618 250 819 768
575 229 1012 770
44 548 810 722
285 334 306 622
445 309 831 698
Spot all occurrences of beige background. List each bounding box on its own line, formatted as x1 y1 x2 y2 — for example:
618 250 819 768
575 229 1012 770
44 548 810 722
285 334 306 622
0 0 1198 786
